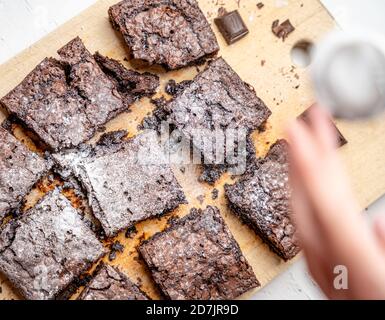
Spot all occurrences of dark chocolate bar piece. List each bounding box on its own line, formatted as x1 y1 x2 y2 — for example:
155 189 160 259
52 131 186 237
0 190 106 300
272 19 295 41
109 0 219 70
299 106 348 147
78 264 148 300
215 10 249 45
0 127 50 221
225 140 300 261
140 206 259 300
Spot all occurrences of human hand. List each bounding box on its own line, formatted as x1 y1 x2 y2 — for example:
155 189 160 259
287 105 385 299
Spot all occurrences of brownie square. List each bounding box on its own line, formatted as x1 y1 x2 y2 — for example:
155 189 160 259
299 106 348 147
166 58 271 182
225 140 300 261
0 127 49 221
0 190 106 300
52 131 186 237
78 264 148 300
108 0 219 70
0 38 157 151
139 206 259 300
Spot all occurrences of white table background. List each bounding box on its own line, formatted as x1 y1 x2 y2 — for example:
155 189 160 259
1 0 385 300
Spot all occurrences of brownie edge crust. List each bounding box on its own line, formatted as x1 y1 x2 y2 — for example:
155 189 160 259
78 264 148 300
139 206 259 300
0 127 49 221
108 0 219 70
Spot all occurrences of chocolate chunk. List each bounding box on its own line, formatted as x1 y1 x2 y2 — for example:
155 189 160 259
109 0 219 70
225 140 300 261
298 106 348 147
0 190 106 300
139 206 259 300
0 128 50 222
78 264 148 300
214 10 249 45
272 19 295 41
257 2 264 9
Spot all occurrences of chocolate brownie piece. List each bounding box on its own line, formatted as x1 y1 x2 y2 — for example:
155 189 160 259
0 127 50 221
166 58 271 168
78 264 148 300
0 37 126 151
299 106 348 147
139 206 259 300
225 140 300 261
108 0 219 70
0 190 106 300
52 131 186 237
94 52 159 106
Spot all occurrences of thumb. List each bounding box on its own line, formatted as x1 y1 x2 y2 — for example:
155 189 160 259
374 214 385 252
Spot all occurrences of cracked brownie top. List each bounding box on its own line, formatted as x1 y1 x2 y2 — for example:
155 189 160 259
0 127 50 222
0 190 106 300
78 264 148 300
225 140 300 261
139 206 259 300
0 38 159 151
109 0 219 70
166 57 271 163
52 131 186 237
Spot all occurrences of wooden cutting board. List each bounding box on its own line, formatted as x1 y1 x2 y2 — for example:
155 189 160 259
1 0 385 300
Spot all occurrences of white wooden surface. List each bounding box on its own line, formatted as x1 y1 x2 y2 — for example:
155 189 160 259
0 0 384 300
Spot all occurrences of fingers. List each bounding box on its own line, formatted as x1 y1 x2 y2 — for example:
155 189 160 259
288 114 360 237
290 154 324 256
374 214 385 252
306 105 338 152
287 108 366 263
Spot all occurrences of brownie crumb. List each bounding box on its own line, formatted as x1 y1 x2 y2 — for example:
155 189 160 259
109 241 125 261
125 226 138 239
211 188 219 200
272 19 295 41
167 214 180 227
165 79 192 97
261 60 266 66
196 195 205 205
